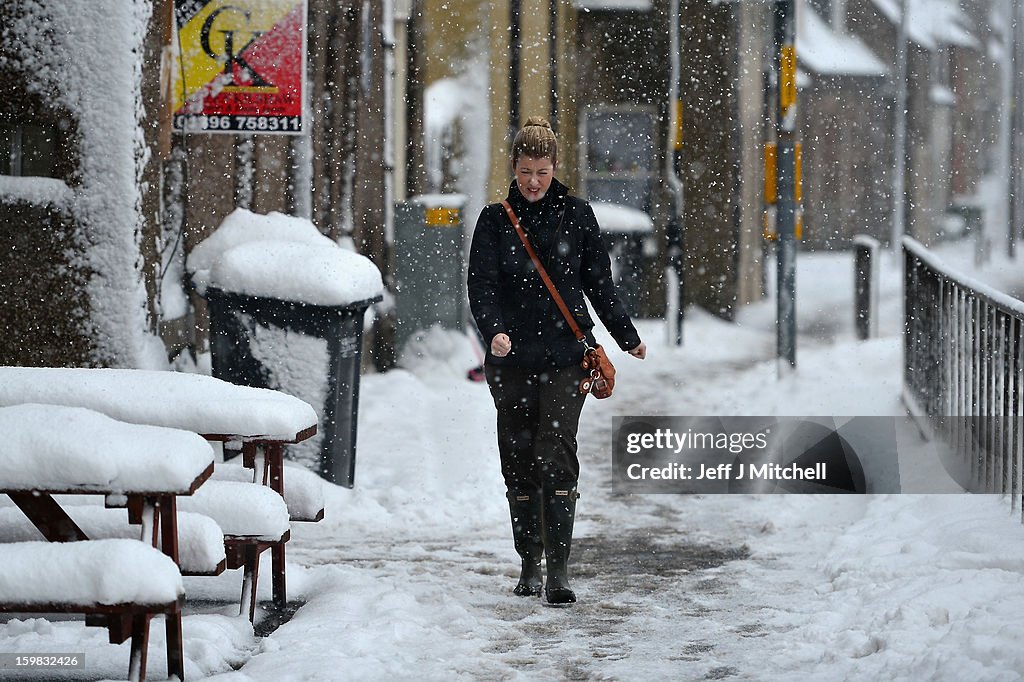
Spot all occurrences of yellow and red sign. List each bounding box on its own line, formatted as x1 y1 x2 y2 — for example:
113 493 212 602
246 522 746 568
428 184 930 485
172 0 306 134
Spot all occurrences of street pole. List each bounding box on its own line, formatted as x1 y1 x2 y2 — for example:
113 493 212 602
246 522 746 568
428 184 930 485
666 0 685 346
891 0 909 249
548 0 558 131
509 0 521 146
774 0 797 370
1010 0 1022 258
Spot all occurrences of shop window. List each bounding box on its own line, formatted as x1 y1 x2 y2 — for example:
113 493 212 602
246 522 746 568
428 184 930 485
580 107 656 211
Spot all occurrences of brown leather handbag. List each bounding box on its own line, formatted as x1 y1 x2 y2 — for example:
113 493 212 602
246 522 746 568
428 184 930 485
501 200 615 399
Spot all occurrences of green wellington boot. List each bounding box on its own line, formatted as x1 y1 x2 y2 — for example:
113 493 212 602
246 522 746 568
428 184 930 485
542 485 579 605
507 489 544 596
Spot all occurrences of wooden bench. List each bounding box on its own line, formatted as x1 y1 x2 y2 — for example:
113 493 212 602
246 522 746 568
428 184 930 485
212 460 326 522
0 403 216 681
0 366 320 616
0 540 183 682
178 480 291 620
0 471 314 620
0 481 297 621
0 505 227 575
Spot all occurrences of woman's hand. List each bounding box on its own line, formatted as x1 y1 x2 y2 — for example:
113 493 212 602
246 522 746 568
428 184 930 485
628 342 647 360
491 333 512 357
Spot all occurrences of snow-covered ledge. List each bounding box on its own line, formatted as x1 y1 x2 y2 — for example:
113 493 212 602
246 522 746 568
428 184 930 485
0 175 73 209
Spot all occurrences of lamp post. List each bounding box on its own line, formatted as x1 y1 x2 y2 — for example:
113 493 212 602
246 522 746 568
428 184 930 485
1009 0 1022 258
774 0 798 370
891 0 909 249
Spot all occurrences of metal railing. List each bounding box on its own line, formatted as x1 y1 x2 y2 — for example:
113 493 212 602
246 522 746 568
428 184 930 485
903 237 1024 511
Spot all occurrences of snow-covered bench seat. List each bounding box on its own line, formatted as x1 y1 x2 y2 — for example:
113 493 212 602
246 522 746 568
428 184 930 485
178 480 291 621
213 461 326 522
0 506 226 575
0 539 183 682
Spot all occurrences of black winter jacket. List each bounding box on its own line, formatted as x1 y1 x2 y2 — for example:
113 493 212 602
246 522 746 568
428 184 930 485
468 179 641 368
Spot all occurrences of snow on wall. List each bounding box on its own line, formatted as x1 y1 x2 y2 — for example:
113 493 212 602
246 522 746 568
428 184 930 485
0 0 158 367
423 45 490 248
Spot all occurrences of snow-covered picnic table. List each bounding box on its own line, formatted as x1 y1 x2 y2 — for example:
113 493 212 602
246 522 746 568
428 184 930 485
0 366 317 440
0 366 320 617
0 403 218 681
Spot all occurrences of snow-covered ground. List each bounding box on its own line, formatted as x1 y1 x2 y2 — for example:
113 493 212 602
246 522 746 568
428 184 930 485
4 237 1024 681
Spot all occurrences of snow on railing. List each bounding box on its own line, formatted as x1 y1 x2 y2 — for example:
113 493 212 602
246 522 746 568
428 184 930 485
902 237 1024 516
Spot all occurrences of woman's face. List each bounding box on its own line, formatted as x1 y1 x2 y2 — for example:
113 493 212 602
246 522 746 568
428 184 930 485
513 155 555 203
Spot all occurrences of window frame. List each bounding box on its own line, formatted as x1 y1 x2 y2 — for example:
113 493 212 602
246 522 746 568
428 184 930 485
1 120 59 178
578 104 658 212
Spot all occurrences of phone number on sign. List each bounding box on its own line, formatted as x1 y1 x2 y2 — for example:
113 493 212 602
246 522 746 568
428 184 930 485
174 115 302 133
0 654 83 669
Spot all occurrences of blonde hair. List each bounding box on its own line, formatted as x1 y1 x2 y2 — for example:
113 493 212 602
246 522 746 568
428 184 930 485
511 117 558 167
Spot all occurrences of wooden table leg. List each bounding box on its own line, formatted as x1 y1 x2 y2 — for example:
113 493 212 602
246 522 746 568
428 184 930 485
8 492 87 542
265 443 284 496
155 495 185 679
127 614 150 682
165 610 185 680
157 496 180 563
271 542 287 608
239 544 261 622
265 443 287 607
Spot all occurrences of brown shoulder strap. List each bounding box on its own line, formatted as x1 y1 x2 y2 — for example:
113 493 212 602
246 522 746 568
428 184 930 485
500 199 586 343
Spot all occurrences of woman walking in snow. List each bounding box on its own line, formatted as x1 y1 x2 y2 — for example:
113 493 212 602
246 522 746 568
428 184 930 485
468 117 647 605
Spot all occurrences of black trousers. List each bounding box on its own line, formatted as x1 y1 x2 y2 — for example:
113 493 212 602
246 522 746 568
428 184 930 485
485 362 589 491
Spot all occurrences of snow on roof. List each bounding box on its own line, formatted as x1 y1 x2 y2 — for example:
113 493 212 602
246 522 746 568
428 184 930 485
871 0 979 50
799 6 889 76
188 208 383 306
0 367 318 441
591 202 654 234
0 404 213 493
0 539 183 606
574 0 652 9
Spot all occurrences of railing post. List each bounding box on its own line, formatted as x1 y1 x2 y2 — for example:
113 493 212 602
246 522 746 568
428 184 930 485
853 235 880 341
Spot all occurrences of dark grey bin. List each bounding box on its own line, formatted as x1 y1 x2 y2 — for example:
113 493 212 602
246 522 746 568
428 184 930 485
207 287 381 488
